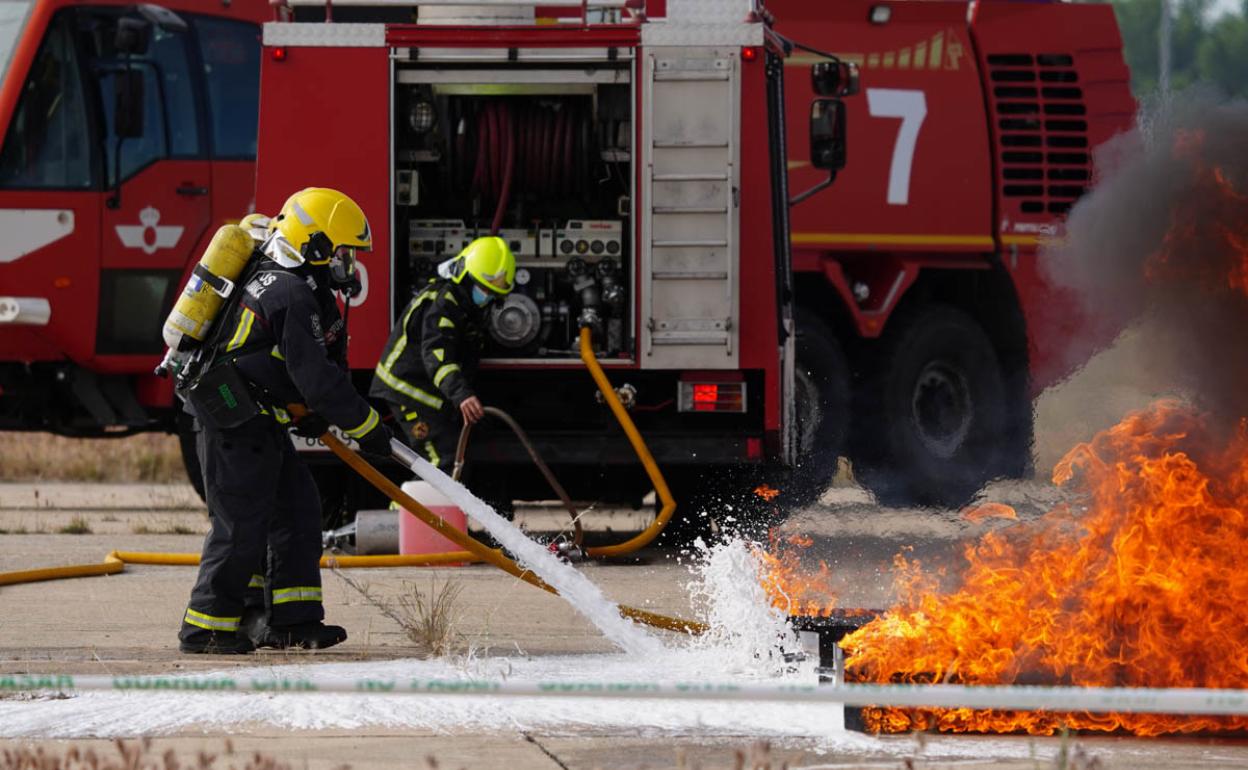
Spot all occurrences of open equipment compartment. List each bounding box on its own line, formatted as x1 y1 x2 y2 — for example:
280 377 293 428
393 55 635 363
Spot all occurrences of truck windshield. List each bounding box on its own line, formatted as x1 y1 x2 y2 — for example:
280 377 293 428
0 2 32 87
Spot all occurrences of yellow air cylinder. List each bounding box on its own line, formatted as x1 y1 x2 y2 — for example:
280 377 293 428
162 224 255 351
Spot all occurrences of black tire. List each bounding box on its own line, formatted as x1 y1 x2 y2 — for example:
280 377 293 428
789 308 851 508
176 414 206 503
309 462 353 530
853 305 1008 508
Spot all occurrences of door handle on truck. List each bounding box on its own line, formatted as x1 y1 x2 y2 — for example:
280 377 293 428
176 185 209 196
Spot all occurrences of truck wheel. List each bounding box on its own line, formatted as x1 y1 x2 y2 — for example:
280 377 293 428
309 463 352 530
176 415 206 503
788 309 851 507
854 306 1007 508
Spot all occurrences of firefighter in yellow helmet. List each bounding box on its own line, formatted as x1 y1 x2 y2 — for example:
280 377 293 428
178 188 392 654
370 237 515 470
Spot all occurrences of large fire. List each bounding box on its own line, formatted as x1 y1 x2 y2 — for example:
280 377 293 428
835 402 1248 736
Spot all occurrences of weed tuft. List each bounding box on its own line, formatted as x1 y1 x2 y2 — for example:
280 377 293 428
57 516 92 535
333 567 464 657
132 523 198 535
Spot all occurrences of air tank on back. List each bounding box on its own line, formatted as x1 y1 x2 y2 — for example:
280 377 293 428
155 224 256 378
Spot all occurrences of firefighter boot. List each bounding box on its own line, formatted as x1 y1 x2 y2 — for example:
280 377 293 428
240 606 267 644
179 630 256 655
253 621 348 650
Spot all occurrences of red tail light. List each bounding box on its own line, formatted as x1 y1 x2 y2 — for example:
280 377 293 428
678 381 746 413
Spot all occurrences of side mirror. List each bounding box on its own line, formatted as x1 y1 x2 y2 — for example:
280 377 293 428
812 60 859 97
114 17 151 55
114 69 146 139
810 98 846 172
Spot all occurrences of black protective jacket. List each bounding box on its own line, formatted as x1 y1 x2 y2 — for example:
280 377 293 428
208 260 378 435
368 279 485 413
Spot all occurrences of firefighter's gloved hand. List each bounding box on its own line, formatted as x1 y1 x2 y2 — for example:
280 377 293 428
356 422 396 461
290 412 330 439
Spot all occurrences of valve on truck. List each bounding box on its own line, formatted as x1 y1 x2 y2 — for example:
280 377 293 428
155 224 256 379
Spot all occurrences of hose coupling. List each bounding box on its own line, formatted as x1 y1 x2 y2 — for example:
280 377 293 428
548 540 587 563
595 382 636 410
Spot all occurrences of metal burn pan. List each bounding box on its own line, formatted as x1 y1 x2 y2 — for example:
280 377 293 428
790 609 883 733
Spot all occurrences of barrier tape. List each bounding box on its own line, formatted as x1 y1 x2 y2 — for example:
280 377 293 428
3 675 1248 715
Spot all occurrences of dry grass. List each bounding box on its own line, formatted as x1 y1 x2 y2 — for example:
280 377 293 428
56 516 92 535
0 432 185 483
0 738 348 770
333 568 464 657
131 522 198 535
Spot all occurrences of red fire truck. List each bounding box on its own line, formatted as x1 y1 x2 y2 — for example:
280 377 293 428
0 0 267 450
0 0 1133 517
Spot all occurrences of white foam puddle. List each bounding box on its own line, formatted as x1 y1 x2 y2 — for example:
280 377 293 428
0 541 1093 762
0 655 1082 763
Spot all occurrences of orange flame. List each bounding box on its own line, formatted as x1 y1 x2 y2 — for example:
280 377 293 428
961 502 1019 523
754 484 781 502
754 537 839 618
841 401 1248 736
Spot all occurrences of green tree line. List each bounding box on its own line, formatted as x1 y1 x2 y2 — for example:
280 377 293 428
1112 0 1248 98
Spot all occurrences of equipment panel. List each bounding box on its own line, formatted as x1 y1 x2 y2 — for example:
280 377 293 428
393 64 634 361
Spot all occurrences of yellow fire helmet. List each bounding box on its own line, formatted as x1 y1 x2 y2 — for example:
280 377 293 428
267 187 372 268
443 236 516 296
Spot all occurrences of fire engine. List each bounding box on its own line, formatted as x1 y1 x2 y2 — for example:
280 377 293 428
0 0 268 457
0 0 1133 517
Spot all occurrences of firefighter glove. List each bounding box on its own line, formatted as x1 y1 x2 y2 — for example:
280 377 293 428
356 421 395 461
290 412 330 439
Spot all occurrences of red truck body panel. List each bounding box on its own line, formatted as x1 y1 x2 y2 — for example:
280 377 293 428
776 0 996 254
255 45 394 368
772 0 1133 393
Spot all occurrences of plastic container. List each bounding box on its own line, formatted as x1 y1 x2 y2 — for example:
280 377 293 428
399 480 468 564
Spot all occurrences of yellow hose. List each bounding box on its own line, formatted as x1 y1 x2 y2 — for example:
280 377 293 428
578 327 679 558
0 550 489 587
0 553 124 586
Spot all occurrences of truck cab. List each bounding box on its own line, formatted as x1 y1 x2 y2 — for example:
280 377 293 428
0 0 265 437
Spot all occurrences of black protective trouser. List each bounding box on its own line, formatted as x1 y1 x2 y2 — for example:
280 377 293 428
386 402 458 474
179 417 324 641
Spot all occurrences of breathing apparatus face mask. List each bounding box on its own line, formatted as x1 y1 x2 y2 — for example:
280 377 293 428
329 245 362 296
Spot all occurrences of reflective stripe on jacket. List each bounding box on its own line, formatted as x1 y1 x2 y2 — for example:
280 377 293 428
369 279 483 411
217 263 377 434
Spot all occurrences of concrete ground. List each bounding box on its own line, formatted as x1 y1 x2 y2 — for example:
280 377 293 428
2 479 1246 769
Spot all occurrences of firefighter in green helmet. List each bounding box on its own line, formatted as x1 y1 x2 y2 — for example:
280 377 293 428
369 237 516 470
